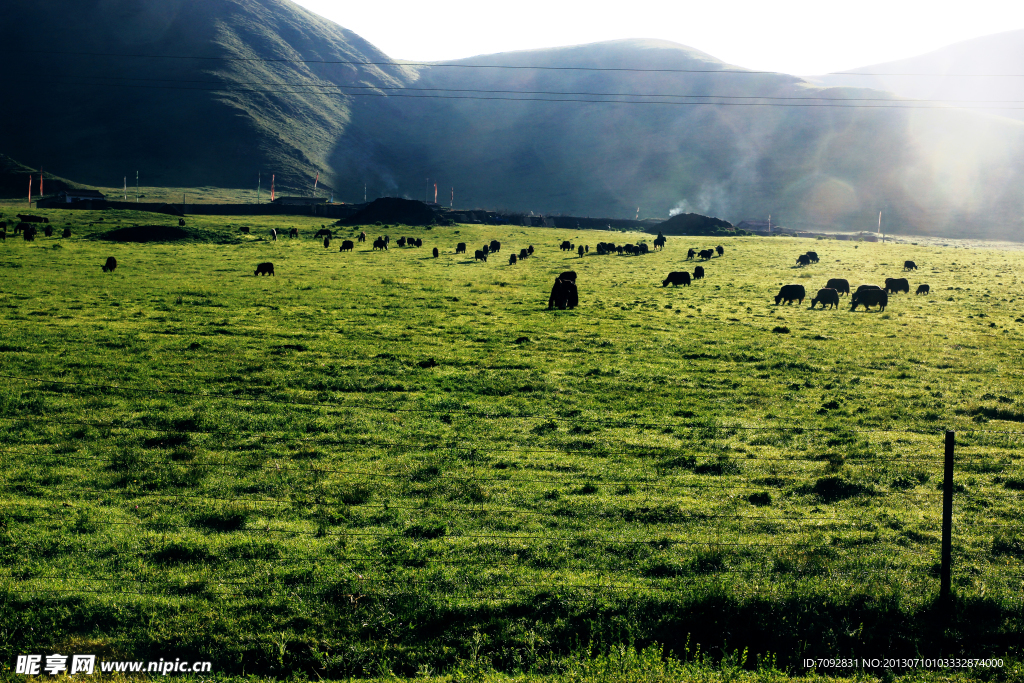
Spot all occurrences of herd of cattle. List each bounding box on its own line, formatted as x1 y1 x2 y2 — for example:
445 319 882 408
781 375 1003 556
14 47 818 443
0 215 71 242
775 259 928 312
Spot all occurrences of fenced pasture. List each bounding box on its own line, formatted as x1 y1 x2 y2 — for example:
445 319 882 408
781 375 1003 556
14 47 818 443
0 208 1022 679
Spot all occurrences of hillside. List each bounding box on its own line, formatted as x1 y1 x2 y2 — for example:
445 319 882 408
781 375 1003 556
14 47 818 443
5 2 1024 238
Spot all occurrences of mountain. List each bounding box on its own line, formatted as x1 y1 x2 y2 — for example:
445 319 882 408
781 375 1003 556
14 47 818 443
4 1 1024 239
808 30 1024 122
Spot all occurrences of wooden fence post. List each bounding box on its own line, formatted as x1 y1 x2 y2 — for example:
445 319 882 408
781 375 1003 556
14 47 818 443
940 430 954 599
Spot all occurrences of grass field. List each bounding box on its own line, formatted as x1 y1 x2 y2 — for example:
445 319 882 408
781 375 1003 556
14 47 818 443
0 206 1022 680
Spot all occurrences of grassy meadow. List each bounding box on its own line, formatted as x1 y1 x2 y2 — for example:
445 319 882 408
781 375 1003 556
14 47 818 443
0 206 1022 680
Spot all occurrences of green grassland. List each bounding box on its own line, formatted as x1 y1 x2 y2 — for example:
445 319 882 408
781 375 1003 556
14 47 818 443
0 207 1022 680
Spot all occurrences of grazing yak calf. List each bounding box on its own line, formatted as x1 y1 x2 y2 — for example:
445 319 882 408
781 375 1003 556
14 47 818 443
289 228 298 238
806 251 819 263
62 227 71 238
851 288 888 311
548 276 579 310
372 238 387 250
810 288 840 310
585 245 589 253
22 225 37 241
796 254 811 267
663 271 691 287
578 245 585 257
490 240 501 253
904 260 918 271
560 240 572 251
397 237 407 247
270 228 277 241
693 266 705 280
825 278 850 295
775 284 806 305
474 249 488 262
528 245 534 255
433 247 439 258
509 253 517 266
699 249 714 260
43 226 53 237
686 248 696 260
358 231 366 242
884 277 910 294
716 245 724 257
102 257 118 273
254 262 275 276
415 238 423 248
239 226 250 234
315 228 332 239
323 237 331 249
916 284 930 295
340 240 354 252
456 242 467 254
519 248 530 260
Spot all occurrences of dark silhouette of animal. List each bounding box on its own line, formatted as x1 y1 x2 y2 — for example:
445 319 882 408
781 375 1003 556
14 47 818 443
323 237 331 249
383 235 390 246
638 243 649 255
560 240 572 251
693 266 705 280
806 251 819 263
397 237 406 247
559 271 577 282
796 254 811 267
62 227 71 238
255 262 275 276
22 225 37 241
885 278 910 294
686 248 696 260
373 238 387 250
358 231 366 242
663 271 691 287
509 254 517 265
270 229 277 241
856 284 882 293
653 236 665 250
699 249 714 260
43 226 53 237
340 240 354 252
482 244 489 255
775 284 806 305
904 260 917 271
519 248 529 260
0 221 6 232
548 276 579 310
916 284 930 295
825 278 850 295
239 226 250 234
851 288 887 311
102 257 117 272
584 245 589 253
578 245 584 257
528 245 534 255
433 247 439 258
289 228 298 238
178 218 186 227
456 242 467 254
489 240 501 253
14 222 28 235
17 214 46 223
0 233 5 241
716 245 724 257
315 228 332 238
415 238 423 247
810 288 839 310
474 249 487 262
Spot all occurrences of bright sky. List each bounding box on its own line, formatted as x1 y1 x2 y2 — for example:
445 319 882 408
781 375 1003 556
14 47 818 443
292 0 1024 75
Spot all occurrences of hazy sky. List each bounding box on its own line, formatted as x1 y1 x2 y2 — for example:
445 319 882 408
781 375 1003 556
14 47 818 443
292 0 1024 75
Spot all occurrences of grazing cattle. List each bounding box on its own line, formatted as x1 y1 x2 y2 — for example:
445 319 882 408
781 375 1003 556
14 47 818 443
851 288 888 311
323 237 331 249
716 245 724 257
43 226 53 237
663 271 691 287
289 228 298 238
490 240 501 253
102 257 118 273
559 271 578 282
693 266 705 280
796 254 811 267
16 214 46 223
825 278 850 295
806 251 819 263
616 246 624 255
456 242 467 254
528 245 534 255
397 237 407 247
315 228 332 238
509 254 517 266
254 262 275 276
916 284 930 295
884 278 910 294
62 227 71 238
383 235 390 245
482 244 489 255
519 248 529 260
340 240 354 252
810 288 840 310
584 245 589 253
548 276 579 310
239 226 250 234
14 222 28 235
270 229 277 241
474 249 488 262
578 245 585 257
22 225 37 241
686 248 696 260
904 260 918 271
775 284 806 305
415 238 423 248
178 218 186 227
638 243 649 255
358 231 366 242
856 284 882 293
372 238 387 250
699 249 714 260
560 240 572 251
433 247 439 258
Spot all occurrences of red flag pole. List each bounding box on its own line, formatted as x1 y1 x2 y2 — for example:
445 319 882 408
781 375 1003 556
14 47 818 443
40 169 44 197
28 175 32 205
434 183 437 204
271 175 275 202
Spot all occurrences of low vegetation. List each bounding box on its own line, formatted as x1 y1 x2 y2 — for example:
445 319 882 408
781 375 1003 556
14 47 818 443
0 207 1022 679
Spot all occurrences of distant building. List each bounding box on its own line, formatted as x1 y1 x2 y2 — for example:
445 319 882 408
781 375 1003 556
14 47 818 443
57 189 106 203
271 196 327 206
736 220 771 231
